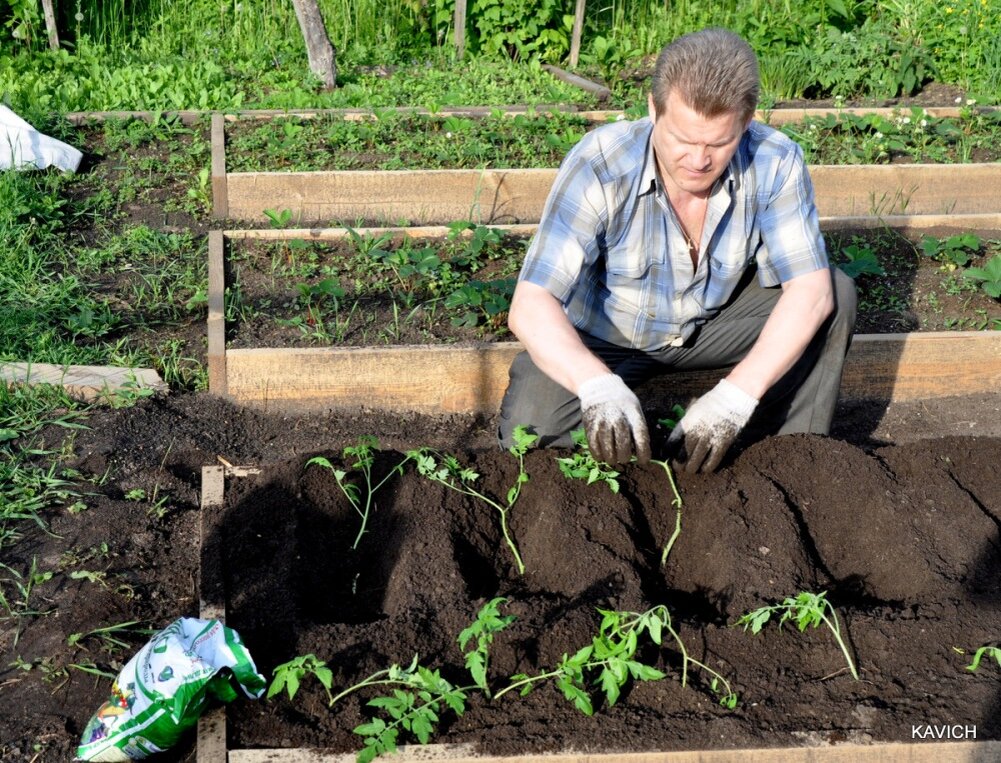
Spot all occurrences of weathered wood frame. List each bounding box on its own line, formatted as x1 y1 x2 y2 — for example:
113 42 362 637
207 225 1001 413
207 110 1001 224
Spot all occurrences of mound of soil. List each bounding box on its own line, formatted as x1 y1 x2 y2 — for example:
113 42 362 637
5 391 998 761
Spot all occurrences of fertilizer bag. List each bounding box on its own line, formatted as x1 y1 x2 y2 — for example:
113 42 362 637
76 617 265 761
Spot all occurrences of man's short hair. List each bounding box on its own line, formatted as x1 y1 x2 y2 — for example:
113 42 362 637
650 28 759 122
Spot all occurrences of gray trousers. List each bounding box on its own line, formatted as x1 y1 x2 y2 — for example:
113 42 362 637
498 267 857 449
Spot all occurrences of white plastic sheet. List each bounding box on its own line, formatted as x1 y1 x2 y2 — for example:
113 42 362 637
0 105 82 172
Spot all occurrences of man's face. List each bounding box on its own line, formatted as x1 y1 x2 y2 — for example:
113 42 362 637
647 90 750 198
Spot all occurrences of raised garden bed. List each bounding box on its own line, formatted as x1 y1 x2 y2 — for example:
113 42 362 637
198 426 1001 760
207 224 1001 413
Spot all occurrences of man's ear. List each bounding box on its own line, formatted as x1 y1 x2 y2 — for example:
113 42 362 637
647 94 656 121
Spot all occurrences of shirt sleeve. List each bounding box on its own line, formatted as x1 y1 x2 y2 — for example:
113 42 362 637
518 144 608 303
754 140 830 287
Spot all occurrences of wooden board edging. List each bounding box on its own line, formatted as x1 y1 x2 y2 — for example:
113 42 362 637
207 230 227 395
226 740 1001 763
222 164 1001 224
0 362 166 402
66 104 1000 127
221 332 1001 413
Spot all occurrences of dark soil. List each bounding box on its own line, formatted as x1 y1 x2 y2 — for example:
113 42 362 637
225 226 1001 351
3 390 1001 761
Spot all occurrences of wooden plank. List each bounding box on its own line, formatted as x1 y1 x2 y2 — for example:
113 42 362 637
66 105 1001 126
229 740 1001 762
225 168 557 224
207 231 227 395
809 164 1001 217
197 465 227 763
842 332 1001 400
223 332 1001 413
211 114 228 219
0 362 167 402
224 164 1001 224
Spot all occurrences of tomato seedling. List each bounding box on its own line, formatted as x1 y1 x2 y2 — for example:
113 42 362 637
408 425 537 575
736 590 859 680
306 436 414 549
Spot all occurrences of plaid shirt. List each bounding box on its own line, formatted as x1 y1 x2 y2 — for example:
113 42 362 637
519 117 829 351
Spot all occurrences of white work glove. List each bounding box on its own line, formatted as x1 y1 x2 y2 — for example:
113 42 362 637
577 373 651 465
668 379 758 473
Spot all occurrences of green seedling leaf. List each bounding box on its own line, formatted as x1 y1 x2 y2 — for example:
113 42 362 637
967 645 1001 672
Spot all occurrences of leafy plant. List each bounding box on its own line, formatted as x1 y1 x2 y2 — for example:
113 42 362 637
496 605 738 711
919 233 981 270
409 425 536 574
268 653 333 702
837 242 885 278
736 591 860 680
963 254 1001 299
445 278 516 331
306 437 414 549
555 428 621 494
651 459 683 568
264 208 295 228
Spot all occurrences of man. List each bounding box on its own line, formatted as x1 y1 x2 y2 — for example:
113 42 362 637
498 28 857 473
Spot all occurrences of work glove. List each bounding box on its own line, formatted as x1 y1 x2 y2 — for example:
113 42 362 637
577 373 651 465
668 379 758 474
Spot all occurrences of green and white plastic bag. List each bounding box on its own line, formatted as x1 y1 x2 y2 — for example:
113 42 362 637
76 617 265 761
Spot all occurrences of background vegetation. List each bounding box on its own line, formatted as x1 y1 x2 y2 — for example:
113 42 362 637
1 0 998 121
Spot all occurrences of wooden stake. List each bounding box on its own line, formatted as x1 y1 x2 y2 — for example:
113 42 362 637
40 0 59 50
569 0 586 68
454 0 467 59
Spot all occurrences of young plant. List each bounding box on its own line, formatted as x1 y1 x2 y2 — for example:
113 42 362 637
457 596 516 697
963 254 1001 298
966 645 1001 673
408 425 537 575
495 605 737 712
331 598 516 761
306 437 413 549
268 653 333 703
555 428 621 494
651 458 684 568
837 242 885 278
919 233 981 271
736 591 860 680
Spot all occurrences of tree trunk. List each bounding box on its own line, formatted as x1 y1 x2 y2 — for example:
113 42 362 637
290 0 337 90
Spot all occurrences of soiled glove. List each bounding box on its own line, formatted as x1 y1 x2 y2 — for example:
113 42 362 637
577 374 651 465
668 379 758 473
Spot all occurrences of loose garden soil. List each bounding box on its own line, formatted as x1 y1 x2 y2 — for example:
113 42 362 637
3 390 1001 761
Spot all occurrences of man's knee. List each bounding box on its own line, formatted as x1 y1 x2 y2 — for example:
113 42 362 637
497 352 578 450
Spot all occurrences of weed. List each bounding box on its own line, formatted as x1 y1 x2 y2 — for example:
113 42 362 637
306 437 414 549
736 591 860 680
264 208 295 229
555 429 621 494
409 425 536 575
67 620 143 652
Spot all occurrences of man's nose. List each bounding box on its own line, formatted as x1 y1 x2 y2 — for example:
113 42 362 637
690 145 711 169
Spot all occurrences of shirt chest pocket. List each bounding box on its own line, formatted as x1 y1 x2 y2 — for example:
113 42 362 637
604 251 656 313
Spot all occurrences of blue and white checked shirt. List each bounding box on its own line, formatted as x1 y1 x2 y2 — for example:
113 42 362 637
519 117 829 351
